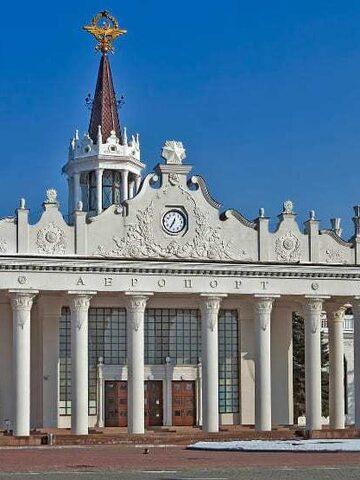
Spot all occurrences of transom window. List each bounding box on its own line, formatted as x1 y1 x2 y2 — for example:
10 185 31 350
145 309 201 365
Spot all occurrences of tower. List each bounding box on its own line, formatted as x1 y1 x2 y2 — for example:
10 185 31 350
63 11 144 219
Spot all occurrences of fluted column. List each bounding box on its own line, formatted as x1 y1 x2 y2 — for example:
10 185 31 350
69 291 95 435
327 304 345 429
125 293 152 434
304 297 324 430
254 296 276 431
353 298 360 428
9 290 38 436
200 295 224 433
95 169 104 215
121 170 129 203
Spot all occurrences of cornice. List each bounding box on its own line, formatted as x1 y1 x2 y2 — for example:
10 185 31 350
0 257 360 280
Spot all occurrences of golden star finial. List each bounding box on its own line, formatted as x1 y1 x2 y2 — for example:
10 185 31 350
83 11 127 54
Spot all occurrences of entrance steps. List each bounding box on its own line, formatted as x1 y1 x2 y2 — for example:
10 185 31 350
0 426 359 447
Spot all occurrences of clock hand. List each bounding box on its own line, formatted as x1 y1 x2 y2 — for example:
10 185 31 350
170 218 176 228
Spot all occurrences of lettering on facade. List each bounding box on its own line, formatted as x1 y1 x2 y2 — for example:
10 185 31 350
104 277 113 287
261 281 269 290
234 280 242 289
209 279 218 289
76 277 85 286
17 275 27 285
131 278 138 287
158 279 166 288
184 279 192 288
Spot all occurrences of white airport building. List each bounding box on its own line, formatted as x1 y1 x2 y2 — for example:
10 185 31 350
0 12 359 437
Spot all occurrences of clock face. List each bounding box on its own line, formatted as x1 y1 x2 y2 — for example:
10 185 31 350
162 210 186 234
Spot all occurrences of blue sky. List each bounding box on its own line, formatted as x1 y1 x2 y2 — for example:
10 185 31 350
1 1 360 236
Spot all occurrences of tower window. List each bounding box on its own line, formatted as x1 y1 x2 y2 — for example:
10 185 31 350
89 171 97 211
102 170 121 209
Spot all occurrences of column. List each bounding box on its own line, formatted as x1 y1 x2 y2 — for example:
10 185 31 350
164 357 173 426
304 297 324 430
121 170 129 203
95 169 104 215
353 298 360 428
73 173 81 208
9 290 38 436
125 293 152 434
97 357 104 428
128 176 136 199
327 304 345 429
69 291 95 435
254 296 276 431
135 175 141 194
200 295 224 433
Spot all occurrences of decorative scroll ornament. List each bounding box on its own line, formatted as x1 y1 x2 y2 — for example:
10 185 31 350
275 231 300 262
36 222 66 255
161 141 186 165
83 11 127 54
0 238 7 253
97 183 249 261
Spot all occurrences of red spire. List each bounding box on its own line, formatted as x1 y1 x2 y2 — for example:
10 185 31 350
88 54 122 144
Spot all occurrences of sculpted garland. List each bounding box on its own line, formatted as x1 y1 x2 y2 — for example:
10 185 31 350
97 179 249 261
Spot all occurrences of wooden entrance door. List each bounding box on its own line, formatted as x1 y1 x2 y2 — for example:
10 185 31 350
145 381 163 427
172 381 196 426
105 381 127 427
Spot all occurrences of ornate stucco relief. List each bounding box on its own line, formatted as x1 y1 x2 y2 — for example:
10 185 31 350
36 222 66 255
96 183 251 261
324 248 348 264
275 231 301 263
0 238 7 254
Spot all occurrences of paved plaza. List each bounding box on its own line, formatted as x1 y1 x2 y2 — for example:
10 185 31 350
0 445 359 479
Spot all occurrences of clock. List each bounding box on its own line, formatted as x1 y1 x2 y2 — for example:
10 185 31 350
162 209 186 234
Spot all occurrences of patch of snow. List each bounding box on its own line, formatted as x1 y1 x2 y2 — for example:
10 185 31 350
188 439 360 452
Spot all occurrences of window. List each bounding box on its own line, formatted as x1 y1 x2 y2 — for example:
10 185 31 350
89 171 97 211
80 172 89 211
145 309 201 365
218 310 239 414
102 170 121 209
59 307 127 416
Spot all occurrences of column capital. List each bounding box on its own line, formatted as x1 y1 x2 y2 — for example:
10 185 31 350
200 294 226 312
125 292 153 311
304 296 329 313
326 304 346 323
254 295 278 313
68 291 96 311
8 290 38 311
